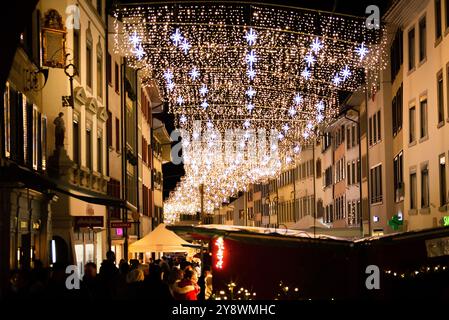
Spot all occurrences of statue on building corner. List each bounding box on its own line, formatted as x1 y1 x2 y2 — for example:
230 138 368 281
48 112 73 180
54 112 65 149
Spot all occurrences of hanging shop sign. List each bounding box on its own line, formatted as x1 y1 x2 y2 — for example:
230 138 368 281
73 216 104 228
111 222 132 228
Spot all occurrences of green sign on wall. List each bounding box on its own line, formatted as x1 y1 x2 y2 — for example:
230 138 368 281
443 216 449 227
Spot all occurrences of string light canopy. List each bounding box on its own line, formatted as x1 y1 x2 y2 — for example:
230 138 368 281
112 2 387 218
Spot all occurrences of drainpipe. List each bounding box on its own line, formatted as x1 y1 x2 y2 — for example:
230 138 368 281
121 59 128 260
105 1 111 252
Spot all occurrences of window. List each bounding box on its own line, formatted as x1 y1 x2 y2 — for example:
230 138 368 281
107 111 112 148
357 159 361 183
446 0 449 30
97 133 102 174
106 52 112 85
86 30 93 89
370 165 383 204
322 132 331 151
352 161 357 185
352 125 357 147
393 152 404 202
390 29 403 82
73 117 80 165
392 85 403 136
86 128 92 170
409 106 416 143
447 64 449 118
435 0 443 40
41 116 47 170
439 154 447 207
97 43 103 99
316 159 321 178
32 105 38 170
408 27 415 71
115 62 120 93
369 111 381 146
347 162 351 185
437 70 444 125
115 117 120 152
324 166 333 188
419 16 426 62
346 127 351 149
421 164 430 208
3 82 10 157
97 0 102 17
419 98 428 138
73 27 80 75
410 172 417 210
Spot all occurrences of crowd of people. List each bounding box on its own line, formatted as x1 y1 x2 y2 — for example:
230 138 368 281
6 251 213 301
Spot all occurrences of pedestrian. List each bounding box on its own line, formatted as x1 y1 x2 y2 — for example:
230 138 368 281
81 262 100 300
168 267 184 297
172 269 200 300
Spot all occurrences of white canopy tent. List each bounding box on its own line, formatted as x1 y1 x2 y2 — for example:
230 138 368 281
289 215 330 230
129 223 192 253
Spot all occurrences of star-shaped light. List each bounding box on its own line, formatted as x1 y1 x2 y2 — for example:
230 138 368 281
170 28 183 46
333 74 342 86
134 44 145 60
201 100 209 109
288 107 297 117
206 121 214 129
129 32 140 47
341 65 351 80
176 96 184 105
301 68 311 80
278 132 284 140
246 50 257 66
310 37 323 54
245 86 256 98
166 82 175 91
286 156 292 164
355 42 368 60
244 28 257 46
163 69 173 82
302 131 310 139
316 113 324 123
179 114 187 124
316 100 325 111
192 131 200 140
180 39 191 54
282 123 290 132
304 52 316 67
244 131 251 140
293 93 303 105
246 68 256 80
199 84 208 96
307 121 314 130
293 145 301 154
246 103 255 112
243 119 251 129
189 67 200 81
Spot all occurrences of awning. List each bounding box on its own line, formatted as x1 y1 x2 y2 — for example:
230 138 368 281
129 223 192 253
0 160 127 209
